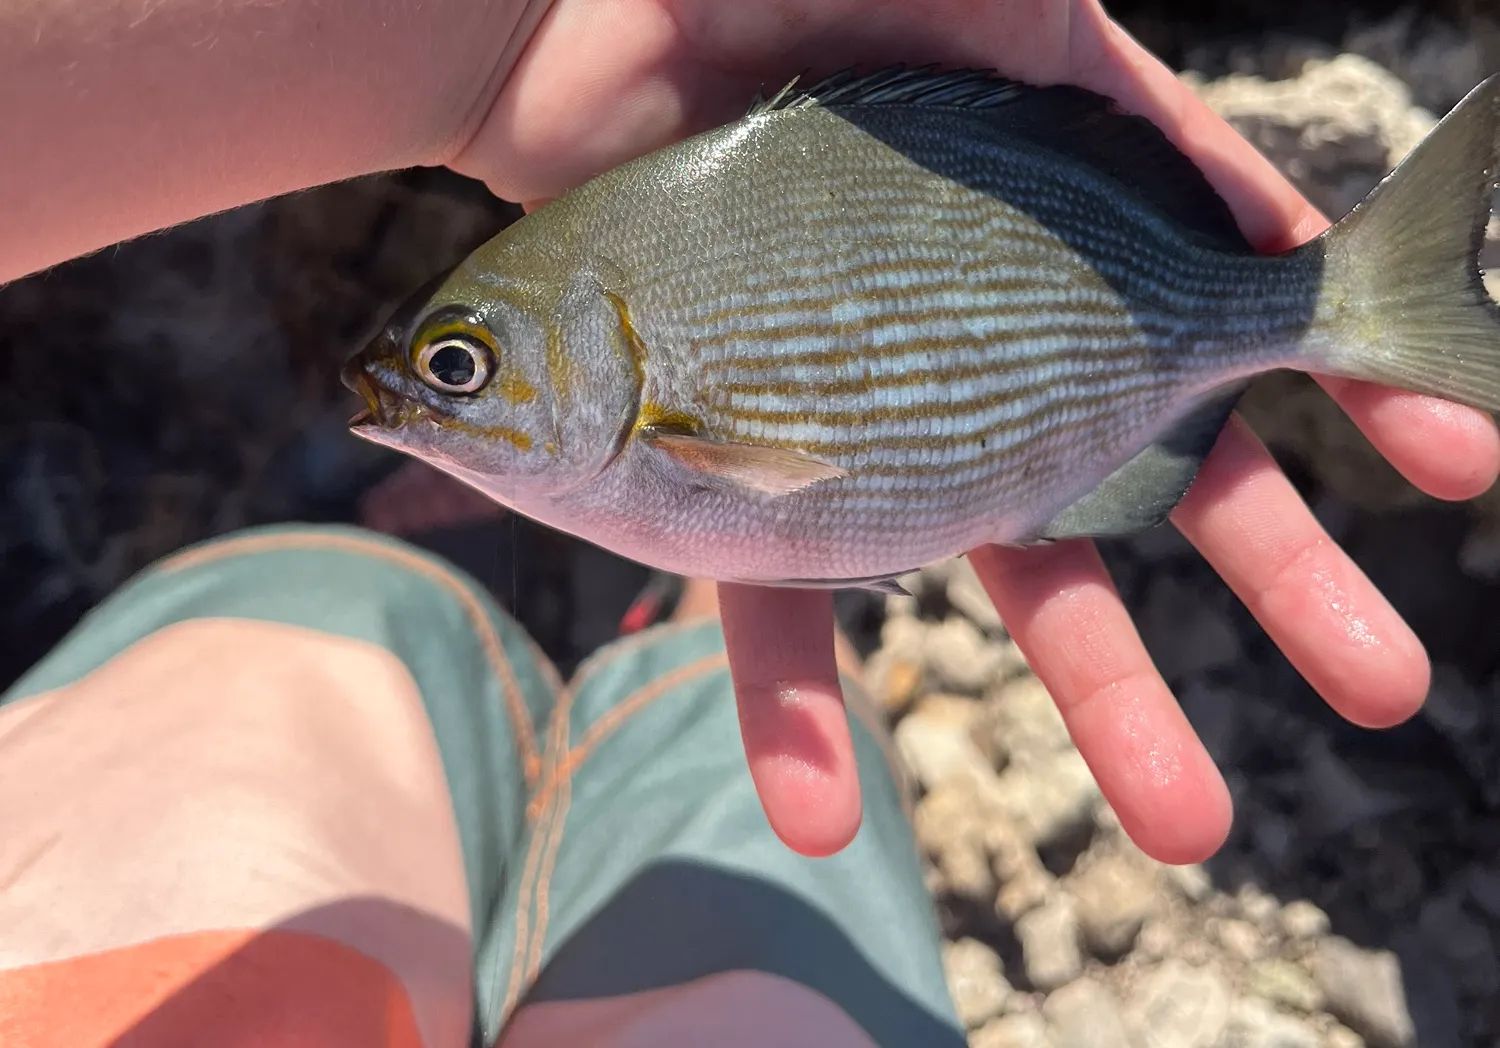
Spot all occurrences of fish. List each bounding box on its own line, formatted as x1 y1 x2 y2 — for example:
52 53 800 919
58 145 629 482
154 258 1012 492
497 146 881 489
341 65 1500 595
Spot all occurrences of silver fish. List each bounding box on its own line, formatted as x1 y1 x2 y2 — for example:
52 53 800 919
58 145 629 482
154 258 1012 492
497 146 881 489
342 67 1500 593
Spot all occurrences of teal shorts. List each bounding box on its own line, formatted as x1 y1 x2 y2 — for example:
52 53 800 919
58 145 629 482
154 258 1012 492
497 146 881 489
1 524 965 1047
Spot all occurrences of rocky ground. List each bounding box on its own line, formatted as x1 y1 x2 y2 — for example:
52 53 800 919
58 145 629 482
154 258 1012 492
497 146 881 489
882 552 1499 1048
4 5 1500 1046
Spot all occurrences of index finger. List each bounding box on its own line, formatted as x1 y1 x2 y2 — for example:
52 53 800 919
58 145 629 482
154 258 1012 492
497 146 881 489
717 583 863 857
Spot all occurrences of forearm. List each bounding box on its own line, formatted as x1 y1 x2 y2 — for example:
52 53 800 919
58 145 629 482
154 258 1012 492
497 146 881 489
0 0 550 285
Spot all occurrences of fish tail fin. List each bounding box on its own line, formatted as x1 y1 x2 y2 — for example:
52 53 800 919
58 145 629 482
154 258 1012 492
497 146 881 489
1311 73 1500 412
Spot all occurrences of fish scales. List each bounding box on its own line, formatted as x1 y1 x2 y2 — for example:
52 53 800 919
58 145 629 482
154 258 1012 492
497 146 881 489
576 119 1312 527
625 148 1278 310
343 67 1500 589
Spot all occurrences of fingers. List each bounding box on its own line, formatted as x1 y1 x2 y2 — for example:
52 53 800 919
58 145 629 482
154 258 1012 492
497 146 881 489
716 583 863 857
1315 378 1500 502
966 414 1435 867
1172 415 1431 728
968 542 1233 865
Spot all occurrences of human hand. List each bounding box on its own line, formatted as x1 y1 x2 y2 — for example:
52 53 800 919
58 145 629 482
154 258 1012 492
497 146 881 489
449 0 1500 861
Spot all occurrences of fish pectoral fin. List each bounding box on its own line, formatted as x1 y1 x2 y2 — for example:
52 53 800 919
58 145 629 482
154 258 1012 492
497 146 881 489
1031 383 1247 542
644 430 849 496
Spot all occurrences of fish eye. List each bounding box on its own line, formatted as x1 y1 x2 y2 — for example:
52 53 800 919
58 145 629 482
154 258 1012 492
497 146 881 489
415 335 493 394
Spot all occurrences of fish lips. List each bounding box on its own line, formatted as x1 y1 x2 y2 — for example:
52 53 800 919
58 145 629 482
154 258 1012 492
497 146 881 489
340 358 404 430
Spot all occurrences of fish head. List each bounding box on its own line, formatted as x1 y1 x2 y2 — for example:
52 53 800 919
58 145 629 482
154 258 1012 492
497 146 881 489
341 237 641 513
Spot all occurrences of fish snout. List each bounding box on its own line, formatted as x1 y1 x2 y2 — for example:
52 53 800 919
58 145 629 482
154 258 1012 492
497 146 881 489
340 358 397 428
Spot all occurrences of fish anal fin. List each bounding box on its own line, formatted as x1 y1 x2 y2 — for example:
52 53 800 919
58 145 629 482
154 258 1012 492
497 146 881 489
645 429 849 497
1033 385 1246 542
744 573 918 596
860 577 913 596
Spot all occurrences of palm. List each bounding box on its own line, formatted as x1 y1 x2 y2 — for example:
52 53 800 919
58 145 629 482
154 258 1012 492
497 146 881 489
451 0 1500 861
458 0 1082 205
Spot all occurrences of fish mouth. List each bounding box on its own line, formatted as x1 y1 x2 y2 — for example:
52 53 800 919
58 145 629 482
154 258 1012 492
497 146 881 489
340 360 396 428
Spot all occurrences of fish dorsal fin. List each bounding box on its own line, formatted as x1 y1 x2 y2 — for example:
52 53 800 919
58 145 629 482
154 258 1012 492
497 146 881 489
1029 384 1247 543
748 65 1027 115
749 65 1251 250
643 428 849 496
